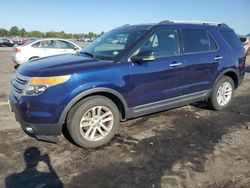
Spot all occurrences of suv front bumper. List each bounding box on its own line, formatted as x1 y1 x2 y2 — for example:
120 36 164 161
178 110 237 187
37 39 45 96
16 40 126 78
8 94 60 143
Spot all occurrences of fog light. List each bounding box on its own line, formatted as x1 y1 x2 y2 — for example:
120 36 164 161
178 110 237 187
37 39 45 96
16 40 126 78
26 127 33 133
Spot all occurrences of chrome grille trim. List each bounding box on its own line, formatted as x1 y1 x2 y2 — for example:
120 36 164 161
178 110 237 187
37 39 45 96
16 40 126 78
11 72 31 99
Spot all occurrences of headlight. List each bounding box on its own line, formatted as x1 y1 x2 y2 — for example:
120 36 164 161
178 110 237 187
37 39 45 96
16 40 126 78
23 75 71 96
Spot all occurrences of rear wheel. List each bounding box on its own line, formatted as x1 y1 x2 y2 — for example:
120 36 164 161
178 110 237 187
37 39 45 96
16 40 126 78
209 76 235 110
67 96 120 148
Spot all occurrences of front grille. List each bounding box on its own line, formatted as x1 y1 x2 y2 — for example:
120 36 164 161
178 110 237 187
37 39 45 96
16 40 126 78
11 72 31 98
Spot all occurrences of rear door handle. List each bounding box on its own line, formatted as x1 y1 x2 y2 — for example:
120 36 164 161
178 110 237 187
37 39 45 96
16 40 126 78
214 56 223 60
169 62 182 68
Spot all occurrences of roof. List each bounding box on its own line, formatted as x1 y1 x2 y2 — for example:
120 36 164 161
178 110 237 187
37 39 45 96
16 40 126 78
114 20 229 31
159 20 228 27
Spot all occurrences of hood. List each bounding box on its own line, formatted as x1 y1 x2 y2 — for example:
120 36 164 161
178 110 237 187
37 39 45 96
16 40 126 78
18 54 113 77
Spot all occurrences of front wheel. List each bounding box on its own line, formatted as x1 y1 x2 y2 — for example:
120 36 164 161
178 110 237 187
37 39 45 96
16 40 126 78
209 76 235 111
66 96 120 148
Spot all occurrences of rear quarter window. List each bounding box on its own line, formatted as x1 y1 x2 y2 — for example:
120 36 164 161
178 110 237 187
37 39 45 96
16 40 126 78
55 40 75 49
220 30 242 49
208 34 218 51
182 29 216 53
31 42 40 48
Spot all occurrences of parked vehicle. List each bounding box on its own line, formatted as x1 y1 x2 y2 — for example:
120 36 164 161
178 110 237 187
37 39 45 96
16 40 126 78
239 35 250 56
8 21 246 148
77 38 91 42
0 38 14 47
12 38 81 65
19 39 29 45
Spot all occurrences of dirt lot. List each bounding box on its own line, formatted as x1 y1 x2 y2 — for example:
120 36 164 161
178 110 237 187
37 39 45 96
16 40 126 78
0 47 250 188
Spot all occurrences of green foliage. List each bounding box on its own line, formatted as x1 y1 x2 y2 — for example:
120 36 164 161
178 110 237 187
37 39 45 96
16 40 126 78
19 28 27 37
27 31 44 38
85 32 98 39
45 31 72 38
9 26 19 36
0 28 8 36
0 26 102 39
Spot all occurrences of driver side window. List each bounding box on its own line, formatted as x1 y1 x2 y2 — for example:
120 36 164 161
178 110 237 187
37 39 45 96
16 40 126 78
138 30 180 58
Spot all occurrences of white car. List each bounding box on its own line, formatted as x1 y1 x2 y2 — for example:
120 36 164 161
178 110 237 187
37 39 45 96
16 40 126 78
239 36 250 56
12 38 81 65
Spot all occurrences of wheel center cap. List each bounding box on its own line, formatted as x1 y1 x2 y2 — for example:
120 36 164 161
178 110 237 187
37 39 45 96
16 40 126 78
92 118 101 127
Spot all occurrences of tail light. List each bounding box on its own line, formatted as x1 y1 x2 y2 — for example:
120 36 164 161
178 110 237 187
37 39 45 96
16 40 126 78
243 41 249 46
242 48 248 57
14 47 21 52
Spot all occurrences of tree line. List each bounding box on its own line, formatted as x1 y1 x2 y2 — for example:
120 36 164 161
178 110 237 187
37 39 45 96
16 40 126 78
0 26 104 39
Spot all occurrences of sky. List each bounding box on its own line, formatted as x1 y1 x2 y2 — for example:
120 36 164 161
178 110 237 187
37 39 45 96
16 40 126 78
0 0 249 35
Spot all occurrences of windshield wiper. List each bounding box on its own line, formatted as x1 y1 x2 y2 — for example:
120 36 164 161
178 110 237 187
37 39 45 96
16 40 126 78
79 51 94 58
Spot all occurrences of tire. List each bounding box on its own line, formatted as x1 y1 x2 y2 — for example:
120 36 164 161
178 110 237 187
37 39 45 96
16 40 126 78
66 96 120 148
209 76 235 111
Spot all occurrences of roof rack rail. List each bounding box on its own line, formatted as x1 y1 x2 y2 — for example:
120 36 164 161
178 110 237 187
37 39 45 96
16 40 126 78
159 20 228 27
113 24 130 30
158 20 174 25
118 24 130 28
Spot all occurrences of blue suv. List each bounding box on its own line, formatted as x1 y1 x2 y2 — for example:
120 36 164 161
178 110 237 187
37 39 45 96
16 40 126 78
9 21 246 148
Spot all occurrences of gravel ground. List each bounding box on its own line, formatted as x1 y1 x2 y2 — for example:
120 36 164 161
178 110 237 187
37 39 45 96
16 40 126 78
0 47 250 188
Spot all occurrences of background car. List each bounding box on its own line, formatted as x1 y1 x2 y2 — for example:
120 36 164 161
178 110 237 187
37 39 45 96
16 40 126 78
0 38 15 47
18 38 29 45
12 38 81 65
239 35 250 56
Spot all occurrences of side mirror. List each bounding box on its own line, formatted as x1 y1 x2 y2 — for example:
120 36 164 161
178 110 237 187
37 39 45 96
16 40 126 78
73 46 79 51
131 50 155 63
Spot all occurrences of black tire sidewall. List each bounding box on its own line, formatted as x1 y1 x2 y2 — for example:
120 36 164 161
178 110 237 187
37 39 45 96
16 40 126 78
210 76 235 110
67 96 120 148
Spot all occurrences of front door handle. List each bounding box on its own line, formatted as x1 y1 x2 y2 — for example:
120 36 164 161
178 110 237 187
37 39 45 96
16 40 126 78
214 56 223 60
169 62 182 68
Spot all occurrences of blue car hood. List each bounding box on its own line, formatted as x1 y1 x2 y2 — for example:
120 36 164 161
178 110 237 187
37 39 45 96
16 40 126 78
18 54 113 77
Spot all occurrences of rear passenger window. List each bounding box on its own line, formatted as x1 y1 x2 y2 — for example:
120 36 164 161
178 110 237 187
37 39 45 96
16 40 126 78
220 30 242 49
31 40 54 48
182 30 210 53
55 40 75 49
40 40 52 48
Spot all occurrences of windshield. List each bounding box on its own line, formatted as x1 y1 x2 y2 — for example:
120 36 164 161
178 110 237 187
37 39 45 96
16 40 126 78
79 29 146 61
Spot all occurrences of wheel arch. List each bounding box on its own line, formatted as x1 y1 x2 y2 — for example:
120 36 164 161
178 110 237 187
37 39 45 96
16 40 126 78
214 68 239 89
59 88 128 127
